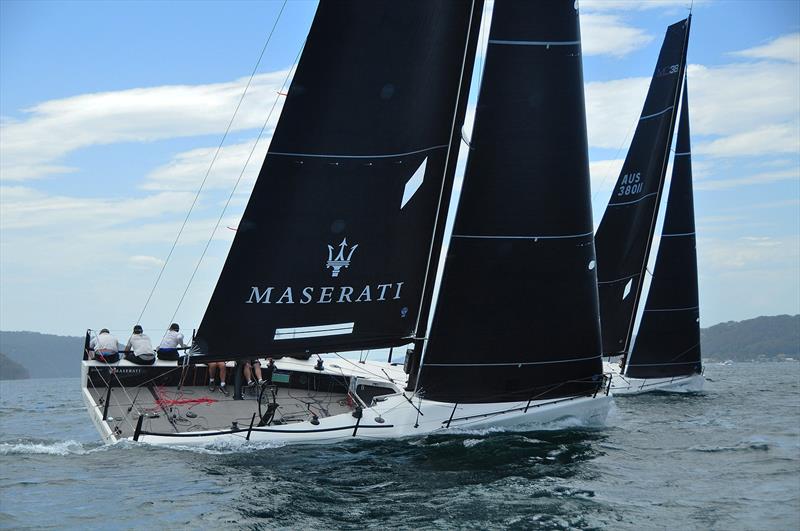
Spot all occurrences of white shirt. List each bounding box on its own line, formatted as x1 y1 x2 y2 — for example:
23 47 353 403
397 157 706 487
90 332 119 353
159 330 187 349
125 333 155 358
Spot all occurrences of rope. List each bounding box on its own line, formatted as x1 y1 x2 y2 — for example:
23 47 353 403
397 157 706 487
136 0 289 326
167 38 305 327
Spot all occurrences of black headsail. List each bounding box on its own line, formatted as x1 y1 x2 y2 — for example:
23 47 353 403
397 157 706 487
193 1 484 361
415 1 603 403
626 80 702 378
594 17 690 359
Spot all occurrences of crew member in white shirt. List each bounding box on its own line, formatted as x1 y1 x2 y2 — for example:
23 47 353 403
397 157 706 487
124 325 156 365
89 328 120 363
157 323 188 361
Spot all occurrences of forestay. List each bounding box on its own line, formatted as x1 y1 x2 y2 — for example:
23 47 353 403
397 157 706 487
594 17 691 357
416 1 604 403
626 80 702 379
192 1 484 361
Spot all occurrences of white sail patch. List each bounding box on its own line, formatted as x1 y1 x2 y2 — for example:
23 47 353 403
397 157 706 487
274 322 355 340
622 278 633 300
401 158 427 209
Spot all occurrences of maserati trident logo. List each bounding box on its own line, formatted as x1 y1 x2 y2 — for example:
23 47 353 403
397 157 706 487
326 238 358 278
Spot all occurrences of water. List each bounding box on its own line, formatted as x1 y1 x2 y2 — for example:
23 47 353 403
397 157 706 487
1 363 798 530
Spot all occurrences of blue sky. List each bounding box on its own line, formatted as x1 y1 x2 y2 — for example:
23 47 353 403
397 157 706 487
1 0 798 337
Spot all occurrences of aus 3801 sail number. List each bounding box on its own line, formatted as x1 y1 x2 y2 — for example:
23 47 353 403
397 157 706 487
617 172 643 196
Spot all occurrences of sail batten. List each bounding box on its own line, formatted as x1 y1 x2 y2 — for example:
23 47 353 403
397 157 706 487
416 1 603 403
191 1 484 361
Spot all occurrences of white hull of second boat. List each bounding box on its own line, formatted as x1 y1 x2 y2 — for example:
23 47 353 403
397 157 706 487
603 361 704 395
133 393 613 447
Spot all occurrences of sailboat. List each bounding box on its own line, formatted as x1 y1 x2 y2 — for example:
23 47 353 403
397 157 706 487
81 1 611 446
595 17 704 394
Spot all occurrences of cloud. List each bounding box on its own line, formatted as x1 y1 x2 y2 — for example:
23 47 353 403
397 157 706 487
581 14 653 57
731 32 800 63
0 70 290 182
129 255 165 269
696 125 799 159
694 167 799 191
700 235 798 271
143 139 270 192
580 0 702 12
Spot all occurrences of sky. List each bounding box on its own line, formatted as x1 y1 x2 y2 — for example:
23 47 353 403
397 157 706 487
1 0 798 338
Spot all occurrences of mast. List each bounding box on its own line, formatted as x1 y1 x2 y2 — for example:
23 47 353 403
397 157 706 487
626 79 702 378
415 0 604 403
191 1 484 362
594 16 691 364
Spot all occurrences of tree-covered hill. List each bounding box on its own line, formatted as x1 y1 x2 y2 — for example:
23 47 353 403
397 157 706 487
700 314 799 361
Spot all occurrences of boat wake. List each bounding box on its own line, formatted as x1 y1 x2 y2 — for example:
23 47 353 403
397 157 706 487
0 439 100 456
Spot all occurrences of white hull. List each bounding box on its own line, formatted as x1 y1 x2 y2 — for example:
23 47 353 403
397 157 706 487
82 358 612 447
603 361 704 395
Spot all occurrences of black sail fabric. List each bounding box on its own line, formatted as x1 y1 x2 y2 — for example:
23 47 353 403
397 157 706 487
193 1 484 361
416 1 603 403
595 17 690 356
626 81 702 378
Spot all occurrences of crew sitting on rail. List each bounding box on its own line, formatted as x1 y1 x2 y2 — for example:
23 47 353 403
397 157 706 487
157 323 187 361
89 328 120 363
124 325 156 365
244 359 265 387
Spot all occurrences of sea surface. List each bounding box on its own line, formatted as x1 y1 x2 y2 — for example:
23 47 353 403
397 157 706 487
0 362 798 530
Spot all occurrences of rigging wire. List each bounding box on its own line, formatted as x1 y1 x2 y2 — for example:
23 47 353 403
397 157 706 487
135 0 289 326
167 41 305 326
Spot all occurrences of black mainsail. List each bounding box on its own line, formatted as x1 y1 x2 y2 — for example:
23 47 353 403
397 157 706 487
626 80 702 378
415 1 604 403
594 17 691 358
193 1 484 360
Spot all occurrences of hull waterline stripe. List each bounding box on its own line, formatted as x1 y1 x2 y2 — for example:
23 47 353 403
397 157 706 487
424 354 601 367
452 230 593 241
608 192 658 207
597 273 640 285
489 39 580 46
639 106 674 121
138 423 396 438
644 305 699 312
661 231 695 237
267 144 448 160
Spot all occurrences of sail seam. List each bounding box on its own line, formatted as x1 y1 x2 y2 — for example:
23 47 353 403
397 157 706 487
488 39 580 46
424 355 601 367
597 273 639 285
639 105 674 121
452 230 593 240
608 192 658 207
661 231 695 237
267 144 449 159
674 151 691 156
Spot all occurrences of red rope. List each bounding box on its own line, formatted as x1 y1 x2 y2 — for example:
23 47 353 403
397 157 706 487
154 385 217 407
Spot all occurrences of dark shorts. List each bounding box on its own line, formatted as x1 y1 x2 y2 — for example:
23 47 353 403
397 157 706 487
157 348 179 361
94 352 120 363
125 351 155 365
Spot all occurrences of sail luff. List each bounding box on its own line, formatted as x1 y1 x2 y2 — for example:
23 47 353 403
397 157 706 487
594 16 691 360
625 78 702 378
413 0 486 342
